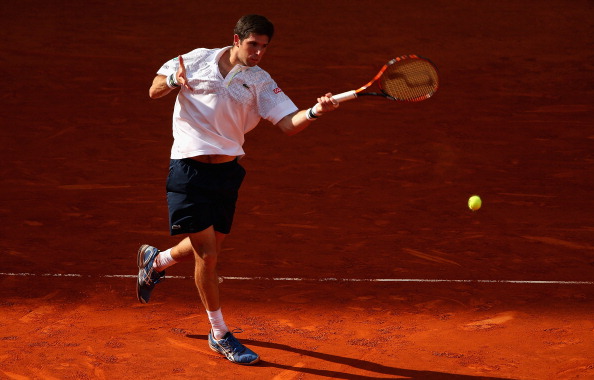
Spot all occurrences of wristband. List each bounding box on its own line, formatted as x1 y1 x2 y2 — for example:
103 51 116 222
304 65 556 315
306 107 319 120
166 73 180 89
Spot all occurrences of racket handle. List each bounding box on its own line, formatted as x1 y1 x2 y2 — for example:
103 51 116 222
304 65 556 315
331 90 357 103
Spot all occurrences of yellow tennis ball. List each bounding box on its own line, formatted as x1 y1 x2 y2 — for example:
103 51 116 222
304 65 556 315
468 195 482 211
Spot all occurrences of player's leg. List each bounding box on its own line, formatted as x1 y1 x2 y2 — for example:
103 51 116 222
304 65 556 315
136 231 216 305
136 223 195 304
187 227 224 312
185 226 259 365
137 158 209 303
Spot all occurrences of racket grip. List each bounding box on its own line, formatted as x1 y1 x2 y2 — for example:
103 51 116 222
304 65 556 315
331 90 357 103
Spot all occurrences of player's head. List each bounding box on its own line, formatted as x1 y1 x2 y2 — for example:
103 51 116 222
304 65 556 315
234 14 274 42
232 15 273 67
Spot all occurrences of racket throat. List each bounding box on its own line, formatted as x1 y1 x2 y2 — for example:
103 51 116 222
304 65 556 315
357 92 396 100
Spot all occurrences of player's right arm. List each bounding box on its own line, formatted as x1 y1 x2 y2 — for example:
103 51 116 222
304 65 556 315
149 55 193 99
149 75 173 99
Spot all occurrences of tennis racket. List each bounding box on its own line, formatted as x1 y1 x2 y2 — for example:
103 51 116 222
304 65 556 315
331 55 439 103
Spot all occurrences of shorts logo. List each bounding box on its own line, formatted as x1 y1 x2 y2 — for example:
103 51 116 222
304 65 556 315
273 87 282 94
172 225 182 230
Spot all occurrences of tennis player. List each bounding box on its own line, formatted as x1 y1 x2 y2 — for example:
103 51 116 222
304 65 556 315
136 14 339 365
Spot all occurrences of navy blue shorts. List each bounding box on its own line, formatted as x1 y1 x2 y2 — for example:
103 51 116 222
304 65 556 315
166 158 246 235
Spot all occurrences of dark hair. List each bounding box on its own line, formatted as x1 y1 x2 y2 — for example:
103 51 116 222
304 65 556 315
234 14 274 42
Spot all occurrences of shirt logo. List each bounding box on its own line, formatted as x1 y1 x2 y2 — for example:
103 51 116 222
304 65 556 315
273 87 283 94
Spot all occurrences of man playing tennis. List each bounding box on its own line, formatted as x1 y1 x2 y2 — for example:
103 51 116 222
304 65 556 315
136 14 339 365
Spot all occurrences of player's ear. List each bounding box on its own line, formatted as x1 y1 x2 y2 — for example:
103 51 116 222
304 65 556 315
233 34 240 47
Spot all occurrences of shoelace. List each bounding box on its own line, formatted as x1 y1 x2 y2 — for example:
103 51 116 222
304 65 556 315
141 265 155 286
217 328 246 355
140 247 166 287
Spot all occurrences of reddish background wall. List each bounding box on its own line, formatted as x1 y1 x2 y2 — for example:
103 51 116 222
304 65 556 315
1 1 593 378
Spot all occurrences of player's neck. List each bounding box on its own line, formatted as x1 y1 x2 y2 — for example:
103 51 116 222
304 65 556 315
218 48 235 78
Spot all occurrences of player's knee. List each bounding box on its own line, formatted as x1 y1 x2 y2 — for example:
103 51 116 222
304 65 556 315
195 249 218 266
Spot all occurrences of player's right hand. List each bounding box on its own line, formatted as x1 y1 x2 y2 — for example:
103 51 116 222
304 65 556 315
176 55 193 91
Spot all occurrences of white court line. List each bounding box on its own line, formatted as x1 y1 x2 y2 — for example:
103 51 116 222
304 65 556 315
0 272 592 285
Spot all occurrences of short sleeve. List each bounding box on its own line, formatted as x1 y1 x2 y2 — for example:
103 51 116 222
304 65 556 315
157 57 179 77
156 49 208 77
257 79 298 125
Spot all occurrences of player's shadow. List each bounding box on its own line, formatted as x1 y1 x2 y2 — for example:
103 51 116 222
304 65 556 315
186 334 511 380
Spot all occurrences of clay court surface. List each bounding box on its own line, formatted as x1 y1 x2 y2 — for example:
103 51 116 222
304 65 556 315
2 1 593 379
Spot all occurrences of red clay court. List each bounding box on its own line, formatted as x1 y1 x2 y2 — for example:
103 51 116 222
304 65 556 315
1 0 593 379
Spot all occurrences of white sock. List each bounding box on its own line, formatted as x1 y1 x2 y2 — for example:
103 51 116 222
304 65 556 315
207 308 229 340
153 249 177 272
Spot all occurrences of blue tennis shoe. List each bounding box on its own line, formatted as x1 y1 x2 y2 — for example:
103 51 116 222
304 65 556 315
208 330 260 365
136 244 165 304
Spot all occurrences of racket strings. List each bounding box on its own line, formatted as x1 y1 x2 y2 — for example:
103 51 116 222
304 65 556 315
380 60 439 101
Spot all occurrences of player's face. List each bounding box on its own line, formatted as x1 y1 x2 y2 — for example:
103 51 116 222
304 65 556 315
234 33 269 67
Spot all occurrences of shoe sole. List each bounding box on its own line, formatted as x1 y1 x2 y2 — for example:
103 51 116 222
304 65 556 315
208 342 260 365
135 277 145 304
136 244 154 304
137 244 152 269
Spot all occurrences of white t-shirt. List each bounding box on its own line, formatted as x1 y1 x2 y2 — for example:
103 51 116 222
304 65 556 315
157 47 299 159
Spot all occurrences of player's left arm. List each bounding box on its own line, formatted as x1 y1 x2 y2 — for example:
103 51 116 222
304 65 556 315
276 93 339 136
